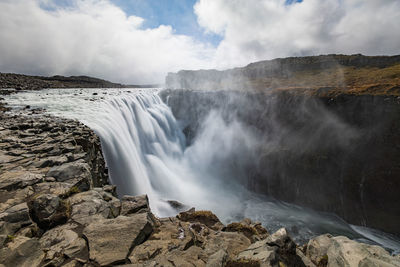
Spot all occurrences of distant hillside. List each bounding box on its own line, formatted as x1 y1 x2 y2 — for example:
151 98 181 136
166 54 400 96
0 73 158 91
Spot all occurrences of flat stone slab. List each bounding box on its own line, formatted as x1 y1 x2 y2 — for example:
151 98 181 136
83 213 153 266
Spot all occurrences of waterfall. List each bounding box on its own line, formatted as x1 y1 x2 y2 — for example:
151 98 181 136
86 93 187 215
86 93 244 217
4 88 400 252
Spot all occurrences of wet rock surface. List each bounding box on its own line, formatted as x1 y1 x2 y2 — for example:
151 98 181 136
0 109 399 266
162 89 400 237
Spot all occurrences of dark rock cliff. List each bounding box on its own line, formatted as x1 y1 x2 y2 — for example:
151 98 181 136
162 54 400 236
161 89 400 237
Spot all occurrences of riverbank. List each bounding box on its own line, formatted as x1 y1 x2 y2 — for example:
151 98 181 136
0 103 400 266
0 73 158 91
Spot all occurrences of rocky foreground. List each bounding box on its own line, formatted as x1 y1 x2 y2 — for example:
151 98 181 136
0 111 400 267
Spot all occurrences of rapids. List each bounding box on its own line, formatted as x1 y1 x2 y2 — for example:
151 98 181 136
4 88 400 253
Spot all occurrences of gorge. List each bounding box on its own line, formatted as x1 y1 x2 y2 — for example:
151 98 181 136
1 54 400 266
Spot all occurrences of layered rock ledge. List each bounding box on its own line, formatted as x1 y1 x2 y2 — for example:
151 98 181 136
0 109 399 266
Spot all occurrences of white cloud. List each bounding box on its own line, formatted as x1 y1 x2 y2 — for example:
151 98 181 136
0 0 399 84
195 0 400 69
0 0 215 84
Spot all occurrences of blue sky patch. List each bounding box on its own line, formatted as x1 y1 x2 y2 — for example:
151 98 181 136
110 0 222 46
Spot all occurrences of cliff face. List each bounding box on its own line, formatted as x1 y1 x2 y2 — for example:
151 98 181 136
161 88 400 237
163 54 400 236
1 108 399 266
166 54 400 96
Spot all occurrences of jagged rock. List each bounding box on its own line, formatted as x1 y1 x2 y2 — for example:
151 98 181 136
177 209 224 230
223 218 268 242
206 249 228 267
129 217 251 266
40 223 88 264
0 202 30 224
109 198 121 218
0 236 44 267
32 181 73 196
0 202 32 242
0 186 34 213
306 234 400 267
236 239 279 266
0 171 43 191
103 184 117 196
68 190 112 225
166 200 190 212
306 234 332 265
32 155 68 168
296 248 316 267
27 193 69 229
46 161 91 183
236 228 305 267
121 194 150 215
83 213 154 266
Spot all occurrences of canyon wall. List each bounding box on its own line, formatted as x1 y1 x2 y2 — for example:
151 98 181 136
161 89 400 236
162 54 400 236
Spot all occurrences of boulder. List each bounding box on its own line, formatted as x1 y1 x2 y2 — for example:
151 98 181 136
306 234 400 267
236 239 279 266
0 187 34 214
121 194 150 215
0 171 43 191
129 217 251 266
206 249 228 267
83 213 154 266
46 161 91 183
0 202 30 224
166 200 191 212
223 218 268 242
32 181 73 196
27 194 69 229
0 202 31 239
40 223 88 265
177 209 224 230
236 228 306 267
67 190 114 225
0 236 44 267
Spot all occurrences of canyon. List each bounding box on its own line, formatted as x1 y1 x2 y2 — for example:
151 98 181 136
0 54 400 266
164 54 400 237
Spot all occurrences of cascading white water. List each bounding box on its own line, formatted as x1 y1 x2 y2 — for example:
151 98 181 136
86 93 186 215
4 88 400 253
90 93 247 218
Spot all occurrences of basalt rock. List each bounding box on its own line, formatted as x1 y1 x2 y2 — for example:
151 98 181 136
306 234 400 267
83 213 154 266
27 193 70 230
162 88 400 237
121 194 150 215
177 209 225 231
1 94 400 266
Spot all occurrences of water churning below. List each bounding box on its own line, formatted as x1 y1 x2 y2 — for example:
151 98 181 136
4 88 400 253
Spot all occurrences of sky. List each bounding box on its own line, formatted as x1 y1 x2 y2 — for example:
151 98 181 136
0 0 399 84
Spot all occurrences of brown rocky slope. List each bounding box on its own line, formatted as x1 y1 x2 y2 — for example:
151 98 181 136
166 54 400 96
